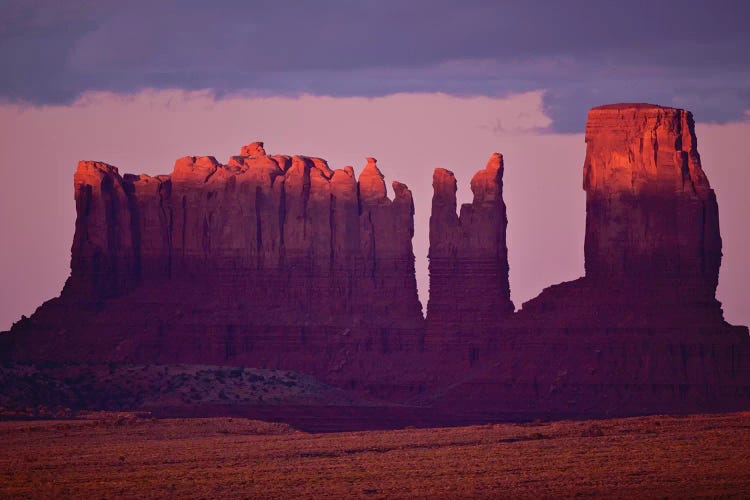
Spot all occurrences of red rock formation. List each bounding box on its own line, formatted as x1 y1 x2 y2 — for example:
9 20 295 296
5 143 423 390
436 104 750 417
2 105 749 420
68 161 138 298
583 104 722 320
522 104 726 326
425 154 513 357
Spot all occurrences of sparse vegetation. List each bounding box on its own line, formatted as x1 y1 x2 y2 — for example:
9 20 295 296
0 413 749 497
0 363 357 419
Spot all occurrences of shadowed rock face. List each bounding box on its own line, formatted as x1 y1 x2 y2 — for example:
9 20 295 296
2 104 750 418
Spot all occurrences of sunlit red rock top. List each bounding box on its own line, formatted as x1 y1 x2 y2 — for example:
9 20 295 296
584 103 711 196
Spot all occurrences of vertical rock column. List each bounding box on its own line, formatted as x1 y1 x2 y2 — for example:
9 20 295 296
426 154 514 349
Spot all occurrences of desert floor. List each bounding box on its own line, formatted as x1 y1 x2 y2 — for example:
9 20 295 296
1 412 749 498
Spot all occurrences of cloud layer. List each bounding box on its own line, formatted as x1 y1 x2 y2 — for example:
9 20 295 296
1 1 749 131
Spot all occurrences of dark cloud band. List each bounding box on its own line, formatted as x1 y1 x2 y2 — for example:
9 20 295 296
1 0 748 132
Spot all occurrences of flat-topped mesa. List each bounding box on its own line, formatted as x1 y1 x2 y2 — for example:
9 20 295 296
36 141 424 375
583 104 721 306
426 154 514 350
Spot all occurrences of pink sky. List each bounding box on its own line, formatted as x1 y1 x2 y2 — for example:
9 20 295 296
0 91 747 330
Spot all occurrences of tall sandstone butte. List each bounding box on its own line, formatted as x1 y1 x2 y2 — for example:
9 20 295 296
425 154 514 359
6 142 424 389
583 104 722 322
522 104 726 326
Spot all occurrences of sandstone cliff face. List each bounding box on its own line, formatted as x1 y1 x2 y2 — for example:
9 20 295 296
425 154 513 354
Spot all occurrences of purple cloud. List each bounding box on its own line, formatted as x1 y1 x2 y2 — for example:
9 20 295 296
1 0 749 131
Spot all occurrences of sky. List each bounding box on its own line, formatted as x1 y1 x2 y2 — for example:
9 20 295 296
0 0 748 330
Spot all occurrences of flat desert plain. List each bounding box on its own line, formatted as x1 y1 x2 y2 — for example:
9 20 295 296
1 412 749 498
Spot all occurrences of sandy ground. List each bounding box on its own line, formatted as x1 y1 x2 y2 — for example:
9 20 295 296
1 412 749 498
